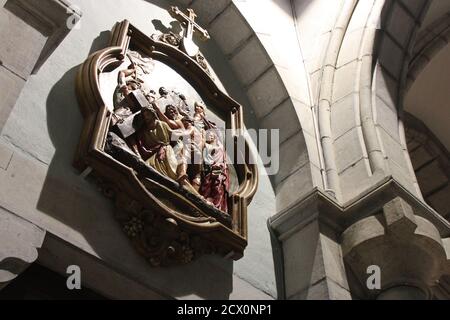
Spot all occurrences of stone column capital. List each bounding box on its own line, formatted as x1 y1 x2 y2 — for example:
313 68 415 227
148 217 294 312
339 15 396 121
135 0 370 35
269 179 450 299
342 196 450 299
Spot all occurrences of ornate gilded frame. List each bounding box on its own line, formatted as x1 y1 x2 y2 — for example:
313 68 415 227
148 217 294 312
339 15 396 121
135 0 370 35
74 20 258 266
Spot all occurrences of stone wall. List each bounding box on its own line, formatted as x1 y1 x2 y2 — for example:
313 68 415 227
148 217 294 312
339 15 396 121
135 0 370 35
1 0 450 300
0 0 276 299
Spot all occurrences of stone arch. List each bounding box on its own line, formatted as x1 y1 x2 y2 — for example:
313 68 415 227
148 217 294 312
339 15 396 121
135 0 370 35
180 0 321 213
174 0 450 300
178 0 444 207
320 0 434 203
329 1 450 299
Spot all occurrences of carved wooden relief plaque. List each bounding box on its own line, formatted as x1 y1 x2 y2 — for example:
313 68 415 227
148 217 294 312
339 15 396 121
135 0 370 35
74 8 257 267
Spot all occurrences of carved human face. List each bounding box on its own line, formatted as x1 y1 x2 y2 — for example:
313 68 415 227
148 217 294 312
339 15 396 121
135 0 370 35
206 131 216 144
194 104 204 114
142 109 156 126
159 87 168 96
165 105 177 120
181 118 193 128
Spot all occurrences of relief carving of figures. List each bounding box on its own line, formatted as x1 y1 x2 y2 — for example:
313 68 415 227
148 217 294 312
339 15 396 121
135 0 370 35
113 51 154 113
107 50 231 214
76 18 257 267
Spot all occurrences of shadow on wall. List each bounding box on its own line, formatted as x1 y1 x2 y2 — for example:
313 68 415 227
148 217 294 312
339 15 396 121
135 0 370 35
151 19 182 35
35 14 235 299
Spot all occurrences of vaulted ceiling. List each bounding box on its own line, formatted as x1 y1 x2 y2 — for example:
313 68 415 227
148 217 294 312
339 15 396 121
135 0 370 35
405 42 450 151
404 0 450 152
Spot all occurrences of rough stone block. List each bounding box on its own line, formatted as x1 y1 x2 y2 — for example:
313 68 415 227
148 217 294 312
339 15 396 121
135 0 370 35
387 2 416 49
229 35 272 86
275 133 310 185
0 8 47 79
283 220 320 298
304 31 331 73
294 0 341 61
409 146 434 170
309 69 322 103
209 5 252 55
333 60 359 103
375 64 399 111
399 0 427 19
337 28 364 68
416 160 448 196
347 0 373 32
339 158 372 201
320 234 350 290
388 159 417 195
427 185 450 218
383 197 417 235
191 0 230 25
0 66 26 131
289 277 351 300
246 66 288 119
276 164 314 212
379 35 404 80
0 149 48 227
334 127 366 173
293 98 315 137
303 131 321 169
378 125 406 168
259 98 301 145
375 96 400 141
310 163 324 189
0 141 13 170
331 93 359 139
279 217 350 299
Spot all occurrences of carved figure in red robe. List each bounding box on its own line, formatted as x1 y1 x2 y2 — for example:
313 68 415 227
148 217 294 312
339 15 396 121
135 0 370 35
200 130 229 212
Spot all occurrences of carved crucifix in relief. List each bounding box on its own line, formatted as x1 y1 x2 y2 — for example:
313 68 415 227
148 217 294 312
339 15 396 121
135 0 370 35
169 6 210 57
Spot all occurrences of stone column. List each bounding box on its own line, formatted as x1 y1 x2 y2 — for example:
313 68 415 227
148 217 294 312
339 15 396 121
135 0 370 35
0 207 45 290
269 182 450 300
269 191 352 300
342 197 450 299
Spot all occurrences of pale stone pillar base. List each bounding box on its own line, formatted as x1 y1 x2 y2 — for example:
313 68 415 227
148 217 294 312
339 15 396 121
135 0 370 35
269 180 450 300
377 286 428 300
269 190 352 300
0 208 45 290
